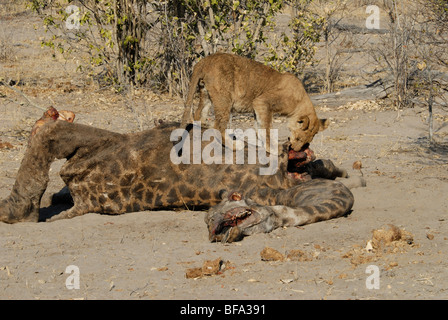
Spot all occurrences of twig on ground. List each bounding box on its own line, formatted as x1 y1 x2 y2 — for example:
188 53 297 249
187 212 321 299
1 79 46 111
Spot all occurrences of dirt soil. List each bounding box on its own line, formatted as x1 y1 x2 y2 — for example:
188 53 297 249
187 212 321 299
1 8 448 300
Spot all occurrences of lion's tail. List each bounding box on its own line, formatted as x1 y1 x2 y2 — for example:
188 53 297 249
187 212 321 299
181 59 206 126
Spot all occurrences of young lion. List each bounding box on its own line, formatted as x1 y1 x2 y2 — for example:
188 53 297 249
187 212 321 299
181 53 328 152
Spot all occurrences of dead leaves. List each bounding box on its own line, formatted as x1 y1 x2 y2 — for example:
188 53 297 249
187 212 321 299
260 246 317 262
260 247 284 262
371 224 414 249
342 224 416 268
185 246 318 280
185 258 234 279
0 140 14 149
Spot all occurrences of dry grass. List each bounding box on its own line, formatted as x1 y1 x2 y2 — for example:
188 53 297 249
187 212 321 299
0 31 16 62
0 0 28 16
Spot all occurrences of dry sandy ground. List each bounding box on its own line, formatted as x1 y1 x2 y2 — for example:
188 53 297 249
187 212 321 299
1 8 448 301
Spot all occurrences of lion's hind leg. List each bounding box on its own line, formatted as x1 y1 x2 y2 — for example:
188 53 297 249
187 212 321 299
193 85 213 126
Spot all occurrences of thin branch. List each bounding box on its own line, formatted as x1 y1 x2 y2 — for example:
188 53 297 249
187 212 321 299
2 80 46 111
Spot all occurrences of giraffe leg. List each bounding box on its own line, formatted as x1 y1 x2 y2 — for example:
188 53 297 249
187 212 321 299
46 204 90 222
0 120 120 223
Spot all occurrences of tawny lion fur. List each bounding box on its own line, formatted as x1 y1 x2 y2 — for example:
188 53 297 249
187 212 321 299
181 53 329 152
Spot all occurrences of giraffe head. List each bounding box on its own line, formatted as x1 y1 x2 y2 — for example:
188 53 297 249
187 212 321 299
205 191 277 243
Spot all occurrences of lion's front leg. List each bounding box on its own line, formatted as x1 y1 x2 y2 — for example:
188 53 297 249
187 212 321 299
253 103 275 154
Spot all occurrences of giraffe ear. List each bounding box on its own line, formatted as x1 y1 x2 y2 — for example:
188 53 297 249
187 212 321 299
218 189 228 200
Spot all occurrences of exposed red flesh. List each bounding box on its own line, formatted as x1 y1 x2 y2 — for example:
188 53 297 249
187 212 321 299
30 107 76 139
287 144 316 181
287 171 312 182
288 145 315 167
211 207 253 235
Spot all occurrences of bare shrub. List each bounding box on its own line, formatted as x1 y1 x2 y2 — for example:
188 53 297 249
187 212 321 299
29 0 323 97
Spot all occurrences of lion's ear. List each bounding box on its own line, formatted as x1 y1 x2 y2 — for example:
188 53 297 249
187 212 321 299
298 116 310 130
319 119 330 132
